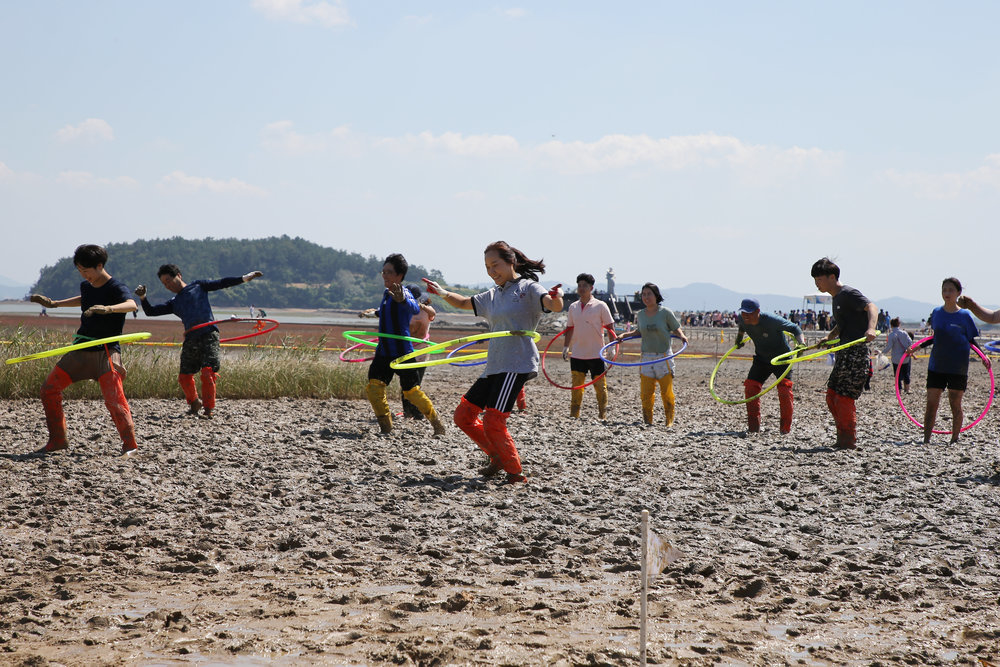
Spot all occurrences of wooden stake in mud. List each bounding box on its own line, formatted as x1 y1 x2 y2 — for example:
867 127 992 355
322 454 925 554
640 509 649 666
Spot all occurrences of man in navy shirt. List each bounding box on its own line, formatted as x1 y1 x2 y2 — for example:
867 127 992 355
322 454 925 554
366 253 446 436
136 264 262 419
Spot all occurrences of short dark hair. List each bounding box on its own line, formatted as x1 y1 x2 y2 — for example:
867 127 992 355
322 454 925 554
73 244 108 269
576 273 595 287
405 283 422 300
157 264 182 278
890 317 900 327
810 257 840 279
641 282 664 304
942 276 962 294
384 253 408 279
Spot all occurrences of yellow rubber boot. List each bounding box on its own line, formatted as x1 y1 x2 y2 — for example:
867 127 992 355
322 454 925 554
658 374 675 427
594 375 609 420
402 385 446 436
640 375 656 425
366 379 392 433
570 371 586 418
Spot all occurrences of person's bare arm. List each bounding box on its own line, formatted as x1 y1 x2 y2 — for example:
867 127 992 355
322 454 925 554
958 295 1000 324
422 279 474 310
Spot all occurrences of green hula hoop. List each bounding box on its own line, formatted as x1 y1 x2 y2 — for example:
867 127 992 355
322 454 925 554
390 330 541 370
709 335 794 405
770 332 880 366
342 330 438 348
5 332 152 365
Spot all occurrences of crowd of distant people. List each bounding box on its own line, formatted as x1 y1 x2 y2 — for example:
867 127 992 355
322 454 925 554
649 308 898 333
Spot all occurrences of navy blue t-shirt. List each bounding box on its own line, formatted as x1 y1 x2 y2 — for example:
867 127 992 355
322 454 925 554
141 277 244 338
376 288 420 358
77 277 132 352
928 307 979 375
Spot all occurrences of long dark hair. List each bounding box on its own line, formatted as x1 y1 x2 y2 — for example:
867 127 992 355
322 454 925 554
484 240 545 282
641 282 664 304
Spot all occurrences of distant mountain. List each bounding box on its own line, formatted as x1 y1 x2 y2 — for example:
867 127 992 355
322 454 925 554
29 236 446 310
0 275 30 300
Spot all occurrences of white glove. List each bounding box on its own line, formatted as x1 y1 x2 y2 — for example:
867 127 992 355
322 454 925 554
243 271 263 282
561 347 570 361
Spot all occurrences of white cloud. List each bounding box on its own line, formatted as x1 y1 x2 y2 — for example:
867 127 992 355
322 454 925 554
503 8 528 19
54 118 114 144
377 131 521 158
158 171 268 196
534 133 842 175
56 171 137 188
251 0 353 28
884 154 1000 199
454 190 486 201
0 161 12 179
261 120 355 155
260 122 839 181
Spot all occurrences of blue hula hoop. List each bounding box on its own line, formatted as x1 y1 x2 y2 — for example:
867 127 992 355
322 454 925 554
600 334 688 367
985 340 1000 354
447 340 488 367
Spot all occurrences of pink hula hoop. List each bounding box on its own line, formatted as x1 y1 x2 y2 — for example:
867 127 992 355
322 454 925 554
339 338 377 363
895 336 995 434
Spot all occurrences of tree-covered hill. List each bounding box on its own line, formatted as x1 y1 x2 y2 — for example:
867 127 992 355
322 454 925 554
29 236 447 310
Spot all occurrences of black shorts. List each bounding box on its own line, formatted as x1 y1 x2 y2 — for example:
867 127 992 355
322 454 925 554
570 357 606 378
180 331 221 374
464 372 536 413
926 370 968 392
368 354 421 391
748 356 792 384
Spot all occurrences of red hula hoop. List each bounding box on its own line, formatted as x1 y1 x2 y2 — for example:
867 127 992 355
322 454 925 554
541 328 617 391
184 318 280 343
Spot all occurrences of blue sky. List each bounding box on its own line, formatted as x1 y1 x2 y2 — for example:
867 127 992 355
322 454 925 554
2 1 998 303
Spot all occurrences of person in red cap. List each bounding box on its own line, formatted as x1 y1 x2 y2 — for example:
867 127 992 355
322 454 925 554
811 258 880 450
734 298 805 434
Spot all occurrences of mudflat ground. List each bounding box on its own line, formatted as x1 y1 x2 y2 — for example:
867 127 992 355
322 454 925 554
2 320 1000 665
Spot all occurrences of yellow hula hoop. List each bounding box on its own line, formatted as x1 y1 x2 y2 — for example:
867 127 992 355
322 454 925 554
4 332 153 365
389 330 541 370
709 334 794 405
770 332 880 366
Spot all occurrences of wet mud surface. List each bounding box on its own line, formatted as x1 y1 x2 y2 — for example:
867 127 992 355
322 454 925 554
2 352 1000 665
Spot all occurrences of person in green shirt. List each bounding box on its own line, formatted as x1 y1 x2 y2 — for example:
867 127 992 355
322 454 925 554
632 282 688 426
735 298 805 434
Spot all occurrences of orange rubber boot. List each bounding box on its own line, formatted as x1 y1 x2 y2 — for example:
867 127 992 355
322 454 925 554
40 366 72 451
99 371 137 454
483 408 523 476
454 398 492 456
200 367 217 411
777 379 794 434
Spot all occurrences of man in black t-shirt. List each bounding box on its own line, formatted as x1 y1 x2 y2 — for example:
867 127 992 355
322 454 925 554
811 258 879 450
30 244 139 456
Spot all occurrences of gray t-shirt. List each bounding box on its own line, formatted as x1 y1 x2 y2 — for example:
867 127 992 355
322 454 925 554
472 278 548 375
